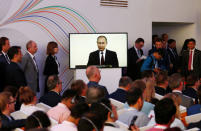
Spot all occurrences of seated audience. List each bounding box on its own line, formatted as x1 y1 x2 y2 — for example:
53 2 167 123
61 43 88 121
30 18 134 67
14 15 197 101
39 75 62 107
187 85 201 116
118 86 150 127
78 112 104 131
187 120 201 130
169 73 194 108
183 74 200 104
47 89 78 122
155 71 171 96
19 86 43 115
51 102 89 131
25 111 51 130
109 76 132 103
71 79 88 102
147 98 177 131
0 92 25 130
86 66 109 98
86 86 105 104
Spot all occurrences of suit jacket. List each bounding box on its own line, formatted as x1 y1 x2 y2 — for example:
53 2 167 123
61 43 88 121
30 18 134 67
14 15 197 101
43 55 59 76
0 113 25 130
127 47 143 80
0 53 10 91
87 49 119 67
5 62 27 89
109 88 127 103
39 91 61 107
21 52 39 92
187 120 201 129
155 86 172 96
167 47 179 75
172 91 194 108
183 87 198 104
181 49 201 78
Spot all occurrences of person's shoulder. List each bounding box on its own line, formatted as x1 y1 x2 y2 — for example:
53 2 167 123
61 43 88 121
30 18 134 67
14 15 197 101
106 49 116 54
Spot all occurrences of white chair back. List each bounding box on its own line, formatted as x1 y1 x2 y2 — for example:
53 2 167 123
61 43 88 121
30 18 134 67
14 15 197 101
185 113 201 124
36 102 51 112
11 110 27 119
115 120 129 131
109 98 124 110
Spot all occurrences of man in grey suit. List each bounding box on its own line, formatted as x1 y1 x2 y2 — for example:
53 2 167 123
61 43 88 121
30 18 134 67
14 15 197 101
169 73 194 108
21 40 39 92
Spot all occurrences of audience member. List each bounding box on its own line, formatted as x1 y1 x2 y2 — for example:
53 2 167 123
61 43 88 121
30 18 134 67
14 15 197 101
51 102 89 131
43 41 60 93
169 73 193 108
152 35 159 49
155 71 171 96
39 75 62 107
147 98 176 131
86 86 105 104
5 46 27 89
25 111 51 130
0 92 25 130
181 38 201 79
109 76 132 103
118 87 150 127
86 66 109 97
0 37 10 91
161 33 169 49
127 38 145 80
19 86 43 115
47 89 78 122
179 39 189 55
21 40 39 93
78 112 104 131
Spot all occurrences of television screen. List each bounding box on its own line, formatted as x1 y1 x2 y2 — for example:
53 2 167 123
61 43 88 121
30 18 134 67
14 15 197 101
69 33 128 69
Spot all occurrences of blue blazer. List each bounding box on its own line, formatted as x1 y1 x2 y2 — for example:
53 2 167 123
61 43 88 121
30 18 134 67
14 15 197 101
109 88 127 103
187 104 201 116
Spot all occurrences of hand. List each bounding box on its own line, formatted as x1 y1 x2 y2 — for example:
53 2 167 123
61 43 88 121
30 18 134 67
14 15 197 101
131 125 139 131
136 58 143 63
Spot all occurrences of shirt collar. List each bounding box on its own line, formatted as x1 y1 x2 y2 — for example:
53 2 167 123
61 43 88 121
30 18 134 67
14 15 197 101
2 51 6 56
189 48 195 52
134 45 139 52
99 49 106 54
27 51 34 59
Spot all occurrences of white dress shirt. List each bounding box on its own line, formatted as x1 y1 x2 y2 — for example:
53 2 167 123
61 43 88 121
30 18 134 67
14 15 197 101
51 121 77 131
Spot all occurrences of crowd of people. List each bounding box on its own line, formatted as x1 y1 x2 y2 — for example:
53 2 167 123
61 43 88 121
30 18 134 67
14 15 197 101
0 34 201 131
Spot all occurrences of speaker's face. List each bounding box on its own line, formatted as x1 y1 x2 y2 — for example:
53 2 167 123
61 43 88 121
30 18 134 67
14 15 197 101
97 37 107 51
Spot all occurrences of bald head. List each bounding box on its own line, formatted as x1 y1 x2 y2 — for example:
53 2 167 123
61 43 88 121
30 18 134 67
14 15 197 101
26 40 38 55
86 66 101 82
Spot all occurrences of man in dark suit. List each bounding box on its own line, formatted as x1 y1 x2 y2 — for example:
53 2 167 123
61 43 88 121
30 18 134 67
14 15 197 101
87 35 119 67
86 66 109 98
181 38 201 79
0 92 25 130
21 40 39 93
5 46 27 89
169 73 194 108
0 37 10 91
109 76 132 103
39 75 62 107
127 38 145 80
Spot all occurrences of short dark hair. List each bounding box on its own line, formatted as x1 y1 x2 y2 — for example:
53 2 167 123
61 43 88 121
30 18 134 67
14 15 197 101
127 87 143 106
86 86 105 104
141 70 154 79
129 80 146 92
186 74 199 86
135 38 144 43
154 98 176 124
7 46 21 60
154 48 165 57
167 39 176 46
61 89 77 101
71 80 86 96
188 38 196 44
154 38 162 44
118 76 132 87
0 37 9 51
70 102 89 119
46 75 59 91
156 71 168 85
169 73 182 90
46 41 58 55
3 86 18 98
97 36 107 43
25 111 51 130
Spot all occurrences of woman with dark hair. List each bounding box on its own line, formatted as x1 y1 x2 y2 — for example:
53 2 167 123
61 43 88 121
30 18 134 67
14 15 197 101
43 41 59 93
25 111 51 130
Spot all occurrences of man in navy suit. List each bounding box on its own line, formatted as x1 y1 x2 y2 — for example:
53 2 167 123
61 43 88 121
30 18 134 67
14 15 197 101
109 76 132 103
87 35 119 67
0 37 10 91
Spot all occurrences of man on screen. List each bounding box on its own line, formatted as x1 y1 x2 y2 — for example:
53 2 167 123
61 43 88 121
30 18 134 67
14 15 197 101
87 35 119 67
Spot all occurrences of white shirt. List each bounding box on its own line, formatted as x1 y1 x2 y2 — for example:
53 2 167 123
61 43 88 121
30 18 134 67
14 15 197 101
99 49 106 64
20 103 44 115
27 51 38 72
51 121 77 131
134 45 141 58
189 49 195 70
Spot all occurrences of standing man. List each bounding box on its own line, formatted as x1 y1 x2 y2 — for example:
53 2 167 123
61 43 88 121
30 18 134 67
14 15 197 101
127 38 145 80
181 38 201 79
0 37 10 91
5 46 27 89
87 35 119 67
21 40 39 93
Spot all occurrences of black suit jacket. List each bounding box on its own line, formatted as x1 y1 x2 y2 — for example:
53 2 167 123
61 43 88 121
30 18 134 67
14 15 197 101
109 88 127 103
167 47 179 74
0 113 25 130
43 55 59 76
183 87 198 104
127 47 143 80
0 53 10 91
39 91 61 107
87 49 119 67
181 49 201 78
5 62 27 89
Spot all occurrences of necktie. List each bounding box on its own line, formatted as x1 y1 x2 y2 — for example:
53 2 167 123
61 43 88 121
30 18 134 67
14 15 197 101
137 50 141 57
188 50 193 70
5 54 10 64
33 56 38 72
101 51 104 65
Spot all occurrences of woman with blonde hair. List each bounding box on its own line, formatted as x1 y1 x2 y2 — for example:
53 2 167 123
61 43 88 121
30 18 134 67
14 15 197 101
19 86 44 115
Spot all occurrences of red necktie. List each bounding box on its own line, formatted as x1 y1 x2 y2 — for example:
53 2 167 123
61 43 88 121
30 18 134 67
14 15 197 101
101 51 104 65
188 50 193 70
